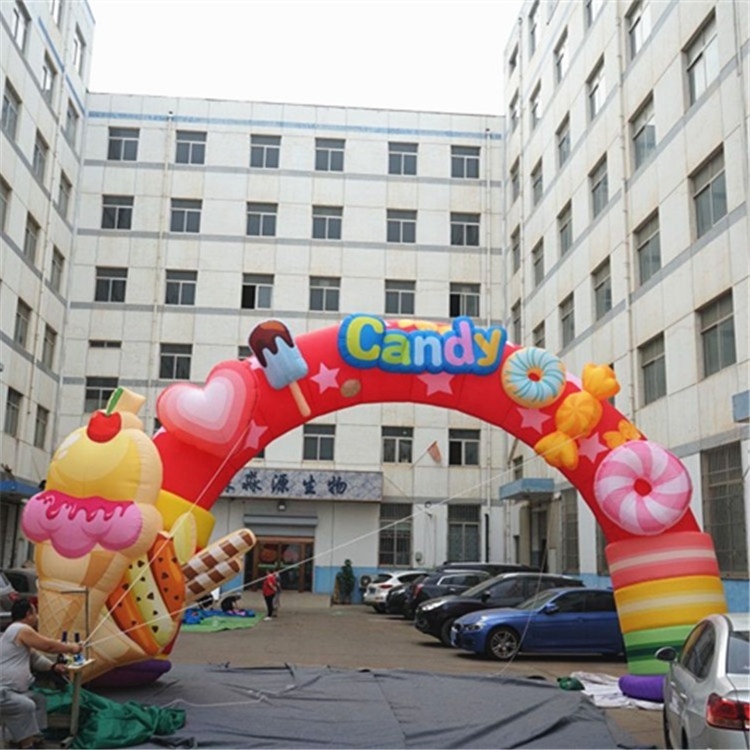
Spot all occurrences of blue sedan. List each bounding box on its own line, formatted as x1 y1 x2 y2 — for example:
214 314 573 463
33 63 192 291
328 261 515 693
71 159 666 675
451 587 625 661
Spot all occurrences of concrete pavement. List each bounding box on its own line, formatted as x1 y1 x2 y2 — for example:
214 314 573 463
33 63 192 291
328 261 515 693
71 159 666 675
168 591 664 748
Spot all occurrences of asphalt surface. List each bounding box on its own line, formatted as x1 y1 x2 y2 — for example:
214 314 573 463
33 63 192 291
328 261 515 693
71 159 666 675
168 591 664 749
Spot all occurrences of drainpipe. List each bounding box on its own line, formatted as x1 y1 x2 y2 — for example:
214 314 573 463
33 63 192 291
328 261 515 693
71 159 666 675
482 124 493 557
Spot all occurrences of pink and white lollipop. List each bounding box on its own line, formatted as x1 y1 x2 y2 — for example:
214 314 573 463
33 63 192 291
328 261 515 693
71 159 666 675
593 440 692 536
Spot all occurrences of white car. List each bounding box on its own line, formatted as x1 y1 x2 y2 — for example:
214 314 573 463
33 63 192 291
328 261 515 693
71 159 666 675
658 612 749 750
363 570 427 613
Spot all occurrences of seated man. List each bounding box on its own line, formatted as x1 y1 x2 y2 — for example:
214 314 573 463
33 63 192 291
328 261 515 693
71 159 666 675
0 599 83 749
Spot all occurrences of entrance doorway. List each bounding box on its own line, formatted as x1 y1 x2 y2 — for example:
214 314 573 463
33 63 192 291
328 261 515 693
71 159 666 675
246 537 314 592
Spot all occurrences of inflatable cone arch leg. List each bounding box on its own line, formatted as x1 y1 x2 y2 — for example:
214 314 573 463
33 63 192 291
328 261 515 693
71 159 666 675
607 532 727 675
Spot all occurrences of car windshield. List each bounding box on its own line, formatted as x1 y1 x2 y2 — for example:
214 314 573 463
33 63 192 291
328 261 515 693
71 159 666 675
514 589 562 611
726 630 750 674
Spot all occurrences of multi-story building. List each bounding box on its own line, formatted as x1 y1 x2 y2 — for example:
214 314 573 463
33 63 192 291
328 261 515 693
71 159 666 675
1 0 747 606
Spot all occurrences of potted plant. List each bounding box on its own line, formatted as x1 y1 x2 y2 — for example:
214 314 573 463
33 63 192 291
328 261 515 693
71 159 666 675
334 559 356 604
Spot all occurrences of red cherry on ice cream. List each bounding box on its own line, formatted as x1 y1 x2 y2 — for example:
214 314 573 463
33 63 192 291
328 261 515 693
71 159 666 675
86 410 122 442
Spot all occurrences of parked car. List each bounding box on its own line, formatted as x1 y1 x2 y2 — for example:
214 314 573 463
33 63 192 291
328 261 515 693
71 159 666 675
0 571 16 631
657 612 749 750
405 570 492 619
437 562 537 577
415 572 584 645
384 582 417 616
451 587 624 661
363 570 428 613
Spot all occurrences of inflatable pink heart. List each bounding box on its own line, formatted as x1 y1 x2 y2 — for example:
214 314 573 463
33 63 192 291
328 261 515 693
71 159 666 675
157 361 258 456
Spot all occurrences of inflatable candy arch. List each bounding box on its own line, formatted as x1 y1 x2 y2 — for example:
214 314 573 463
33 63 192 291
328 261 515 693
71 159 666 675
22 315 726 689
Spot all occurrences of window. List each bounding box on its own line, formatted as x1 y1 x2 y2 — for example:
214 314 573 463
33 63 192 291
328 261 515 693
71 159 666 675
451 145 480 179
378 503 412 567
65 101 79 145
303 424 335 461
558 202 572 255
585 0 603 27
448 505 480 561
159 343 192 380
699 292 735 377
0 178 10 231
72 26 85 74
510 300 522 343
451 213 479 247
448 429 480 466
23 214 40 263
531 160 543 206
387 210 416 244
592 258 612 320
631 96 655 169
175 130 206 165
511 227 521 273
627 0 651 59
246 202 277 237
89 340 121 349
693 150 726 238
509 92 519 133
107 127 139 161
530 84 541 130
101 195 134 230
382 426 413 463
509 44 518 73
388 142 417 175
640 333 666 404
528 1 539 55
95 266 127 302
686 14 718 105
41 54 57 103
554 30 568 83
57 172 72 219
4 388 22 436
560 293 575 348
11 1 30 52
701 443 747 576
596 526 609 575
385 280 415 315
312 206 342 240
560 489 580 574
532 321 545 349
2 81 21 141
32 131 49 182
532 240 545 287
84 377 118 412
237 345 251 360
449 282 479 317
309 276 340 312
170 199 201 233
50 0 62 26
315 138 345 172
587 59 605 120
512 456 523 480
241 273 273 310
250 134 280 168
34 405 49 449
510 159 520 202
635 213 660 285
50 247 64 292
14 298 31 348
165 270 197 306
42 325 57 368
590 156 609 218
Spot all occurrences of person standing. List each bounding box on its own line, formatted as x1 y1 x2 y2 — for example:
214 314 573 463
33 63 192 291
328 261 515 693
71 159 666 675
272 568 281 618
0 599 83 749
261 570 278 621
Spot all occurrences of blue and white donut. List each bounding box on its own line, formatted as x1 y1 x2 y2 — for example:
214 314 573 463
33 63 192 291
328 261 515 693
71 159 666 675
501 347 566 408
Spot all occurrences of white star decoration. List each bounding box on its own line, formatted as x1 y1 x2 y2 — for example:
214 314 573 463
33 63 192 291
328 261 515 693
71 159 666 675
577 434 608 462
245 420 268 449
311 363 340 392
418 372 454 395
518 408 552 433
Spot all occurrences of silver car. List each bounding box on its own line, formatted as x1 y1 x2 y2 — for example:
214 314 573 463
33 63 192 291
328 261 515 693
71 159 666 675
658 612 749 750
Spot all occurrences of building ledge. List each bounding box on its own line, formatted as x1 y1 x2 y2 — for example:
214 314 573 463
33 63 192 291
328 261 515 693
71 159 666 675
498 477 554 503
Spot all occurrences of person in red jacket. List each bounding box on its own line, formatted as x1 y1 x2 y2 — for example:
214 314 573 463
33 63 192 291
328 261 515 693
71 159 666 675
261 571 278 620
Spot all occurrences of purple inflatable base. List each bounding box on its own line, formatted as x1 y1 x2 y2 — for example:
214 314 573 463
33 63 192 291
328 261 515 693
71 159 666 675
618 674 665 703
86 658 172 688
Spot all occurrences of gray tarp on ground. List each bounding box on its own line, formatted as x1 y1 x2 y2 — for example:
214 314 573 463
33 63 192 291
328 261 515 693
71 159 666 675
95 663 649 749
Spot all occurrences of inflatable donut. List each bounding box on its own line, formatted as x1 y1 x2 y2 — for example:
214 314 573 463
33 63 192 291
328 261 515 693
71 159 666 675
593 440 692 535
501 347 566 408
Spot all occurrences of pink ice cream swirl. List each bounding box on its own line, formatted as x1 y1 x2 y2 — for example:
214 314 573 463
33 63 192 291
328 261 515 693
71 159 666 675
22 490 145 558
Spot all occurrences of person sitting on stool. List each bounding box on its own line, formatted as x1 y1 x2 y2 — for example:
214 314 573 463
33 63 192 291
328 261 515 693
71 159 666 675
0 599 83 749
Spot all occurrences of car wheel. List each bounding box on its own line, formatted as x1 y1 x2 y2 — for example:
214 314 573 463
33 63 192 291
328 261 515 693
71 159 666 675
374 604 386 614
661 706 673 749
439 619 455 647
486 626 521 660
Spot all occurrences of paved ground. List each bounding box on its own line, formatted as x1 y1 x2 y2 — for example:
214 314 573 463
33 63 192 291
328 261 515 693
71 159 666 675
169 591 664 748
